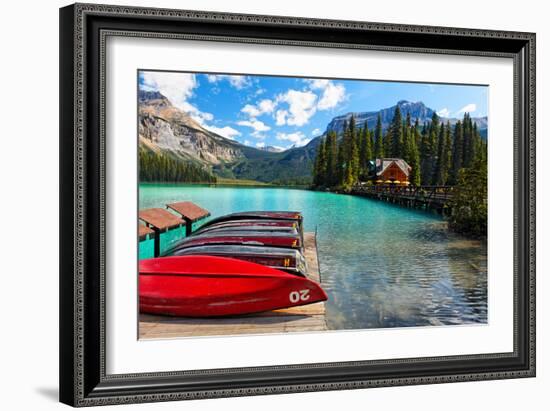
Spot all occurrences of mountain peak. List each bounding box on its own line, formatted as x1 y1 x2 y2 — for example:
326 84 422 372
397 100 424 108
325 100 436 134
138 89 166 102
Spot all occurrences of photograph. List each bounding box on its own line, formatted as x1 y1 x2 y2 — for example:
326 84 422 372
56 2 536 406
137 70 489 339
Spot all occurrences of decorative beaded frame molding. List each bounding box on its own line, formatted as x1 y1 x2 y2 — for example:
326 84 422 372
59 3 536 407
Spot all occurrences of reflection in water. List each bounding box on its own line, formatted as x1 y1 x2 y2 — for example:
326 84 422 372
140 185 487 330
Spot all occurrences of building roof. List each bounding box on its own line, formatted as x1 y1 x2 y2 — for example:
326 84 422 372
375 158 411 177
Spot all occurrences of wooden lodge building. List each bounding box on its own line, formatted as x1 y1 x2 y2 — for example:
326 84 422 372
370 158 411 184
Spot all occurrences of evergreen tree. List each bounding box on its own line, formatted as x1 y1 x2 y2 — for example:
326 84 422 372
389 105 404 157
312 137 327 186
374 113 384 159
336 120 348 186
409 135 421 186
359 122 373 177
325 131 338 187
346 115 360 186
419 125 433 185
433 124 446 185
450 120 464 185
139 149 217 183
447 156 487 237
414 118 421 147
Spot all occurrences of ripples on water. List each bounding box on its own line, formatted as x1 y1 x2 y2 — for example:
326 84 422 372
140 185 487 330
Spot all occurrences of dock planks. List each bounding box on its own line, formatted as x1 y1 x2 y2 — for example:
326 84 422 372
139 208 185 232
138 224 155 241
139 232 327 339
166 201 211 222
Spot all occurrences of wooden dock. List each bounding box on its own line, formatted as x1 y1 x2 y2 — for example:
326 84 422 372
139 232 327 339
352 184 454 213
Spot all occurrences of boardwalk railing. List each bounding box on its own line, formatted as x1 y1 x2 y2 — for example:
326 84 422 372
351 184 454 212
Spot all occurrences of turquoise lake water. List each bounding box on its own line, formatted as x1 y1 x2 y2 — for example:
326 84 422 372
139 184 487 330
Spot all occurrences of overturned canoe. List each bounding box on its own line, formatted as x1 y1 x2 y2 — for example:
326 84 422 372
194 224 299 236
165 244 307 277
198 211 303 232
167 230 302 251
194 218 298 234
139 255 327 317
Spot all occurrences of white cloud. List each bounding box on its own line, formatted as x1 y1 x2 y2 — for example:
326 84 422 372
141 71 198 111
241 99 276 117
178 101 214 126
255 142 266 148
228 76 251 89
205 74 251 89
437 108 451 118
312 128 321 135
206 74 218 83
276 131 312 147
457 103 477 115
258 99 275 114
237 119 270 139
307 79 331 90
306 79 347 110
237 119 270 132
140 71 216 125
241 104 261 117
244 140 252 146
276 90 317 126
203 125 241 140
275 110 288 126
141 71 241 139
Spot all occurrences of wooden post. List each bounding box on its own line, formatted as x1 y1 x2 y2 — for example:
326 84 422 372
184 218 193 236
153 228 161 257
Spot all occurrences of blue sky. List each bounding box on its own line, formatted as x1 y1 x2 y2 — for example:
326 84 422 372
139 70 488 150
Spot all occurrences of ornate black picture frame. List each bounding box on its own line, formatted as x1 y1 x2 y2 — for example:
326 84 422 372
59 3 535 407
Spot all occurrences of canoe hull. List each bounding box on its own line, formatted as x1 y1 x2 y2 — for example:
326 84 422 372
198 211 303 232
166 244 307 277
139 255 326 317
168 232 302 251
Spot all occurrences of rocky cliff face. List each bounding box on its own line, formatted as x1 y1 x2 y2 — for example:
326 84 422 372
138 90 244 165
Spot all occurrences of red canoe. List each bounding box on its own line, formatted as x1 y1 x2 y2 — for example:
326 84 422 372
195 219 298 233
198 211 303 231
165 244 308 277
139 255 327 317
168 231 302 250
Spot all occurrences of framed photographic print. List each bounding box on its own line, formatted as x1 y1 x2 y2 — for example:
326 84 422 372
59 3 536 407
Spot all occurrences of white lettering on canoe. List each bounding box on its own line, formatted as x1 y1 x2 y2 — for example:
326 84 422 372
289 289 310 303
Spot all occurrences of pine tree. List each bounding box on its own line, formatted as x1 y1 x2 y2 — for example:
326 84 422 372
337 120 348 186
462 113 475 168
374 113 384 159
433 124 446 185
347 115 360 186
326 131 338 187
443 122 453 185
359 122 373 177
312 138 325 186
409 137 421 186
419 125 433 185
139 149 217 183
389 105 404 157
449 120 464 185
